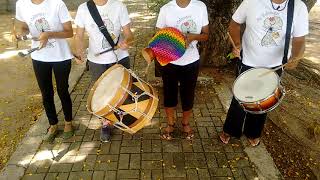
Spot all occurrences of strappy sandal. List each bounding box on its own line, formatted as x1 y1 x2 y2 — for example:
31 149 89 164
43 126 58 143
248 138 260 147
219 131 231 144
182 122 194 140
161 123 175 140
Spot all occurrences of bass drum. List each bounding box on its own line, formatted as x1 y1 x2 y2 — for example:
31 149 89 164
87 64 159 134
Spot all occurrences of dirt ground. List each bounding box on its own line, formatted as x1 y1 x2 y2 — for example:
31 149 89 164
0 14 43 170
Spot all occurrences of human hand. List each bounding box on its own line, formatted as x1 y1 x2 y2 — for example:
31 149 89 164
38 32 50 49
232 46 241 58
74 51 85 64
285 57 300 70
118 40 130 50
185 33 195 47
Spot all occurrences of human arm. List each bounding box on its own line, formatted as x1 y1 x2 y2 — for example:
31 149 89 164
285 36 305 69
185 25 209 45
74 26 86 64
228 20 242 57
38 21 73 48
118 23 134 49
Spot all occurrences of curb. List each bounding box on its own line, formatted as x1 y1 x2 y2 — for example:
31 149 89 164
0 63 86 180
214 81 283 180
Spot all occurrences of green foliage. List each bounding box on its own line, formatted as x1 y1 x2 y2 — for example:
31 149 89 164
147 0 170 13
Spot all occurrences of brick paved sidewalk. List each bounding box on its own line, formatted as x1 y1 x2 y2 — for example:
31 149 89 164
18 71 259 180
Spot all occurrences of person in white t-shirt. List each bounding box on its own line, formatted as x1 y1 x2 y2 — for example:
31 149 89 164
156 0 209 140
15 0 74 142
74 0 133 142
220 0 309 146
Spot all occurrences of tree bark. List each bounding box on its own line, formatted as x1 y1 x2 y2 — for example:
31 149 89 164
200 0 241 67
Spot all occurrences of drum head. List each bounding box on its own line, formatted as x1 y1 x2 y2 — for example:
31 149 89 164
233 68 279 103
91 66 125 113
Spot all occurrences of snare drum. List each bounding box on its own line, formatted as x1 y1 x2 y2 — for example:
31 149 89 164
233 68 285 114
87 64 159 134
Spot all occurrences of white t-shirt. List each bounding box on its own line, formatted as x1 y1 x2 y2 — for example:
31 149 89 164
233 0 309 67
156 0 209 66
74 0 131 64
16 0 73 62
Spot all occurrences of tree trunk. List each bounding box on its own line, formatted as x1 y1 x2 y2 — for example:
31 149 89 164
199 0 241 67
200 0 316 67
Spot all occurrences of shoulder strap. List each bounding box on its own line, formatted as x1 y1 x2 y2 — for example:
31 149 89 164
282 0 295 64
87 0 117 48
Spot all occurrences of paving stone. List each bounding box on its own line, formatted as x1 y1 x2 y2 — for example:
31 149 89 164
191 139 204 153
94 162 118 171
186 169 199 180
118 154 130 169
242 167 259 179
117 170 139 179
130 154 141 169
163 140 182 153
109 141 121 154
197 169 211 179
100 143 111 154
142 140 152 152
151 169 163 180
121 139 141 147
209 168 233 177
215 153 229 167
120 146 141 153
163 169 186 178
97 155 119 162
68 171 93 180
142 153 162 161
198 127 209 138
55 173 69 180
104 171 117 180
44 173 58 180
21 174 46 180
49 163 73 173
71 161 83 172
205 153 218 168
141 160 163 170
140 170 151 180
78 147 99 155
181 140 193 152
231 168 246 180
80 141 101 148
93 171 105 180
152 140 162 152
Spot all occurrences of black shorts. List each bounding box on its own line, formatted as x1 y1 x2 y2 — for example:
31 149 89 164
88 57 130 82
161 60 200 111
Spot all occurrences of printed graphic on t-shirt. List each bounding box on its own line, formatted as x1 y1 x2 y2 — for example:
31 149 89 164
180 19 197 33
176 16 197 33
261 16 283 47
33 16 56 48
101 18 116 49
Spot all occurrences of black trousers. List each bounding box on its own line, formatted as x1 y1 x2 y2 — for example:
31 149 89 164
223 63 283 139
32 59 72 125
161 60 200 111
88 57 130 82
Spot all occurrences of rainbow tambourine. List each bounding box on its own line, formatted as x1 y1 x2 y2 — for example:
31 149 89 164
141 27 187 66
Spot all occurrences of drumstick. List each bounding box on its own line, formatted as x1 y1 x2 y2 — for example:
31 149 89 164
227 32 237 50
18 47 40 57
94 40 136 57
258 63 287 77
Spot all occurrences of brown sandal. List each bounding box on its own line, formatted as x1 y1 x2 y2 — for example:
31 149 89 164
248 138 260 147
161 123 175 140
182 122 194 140
219 131 231 144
